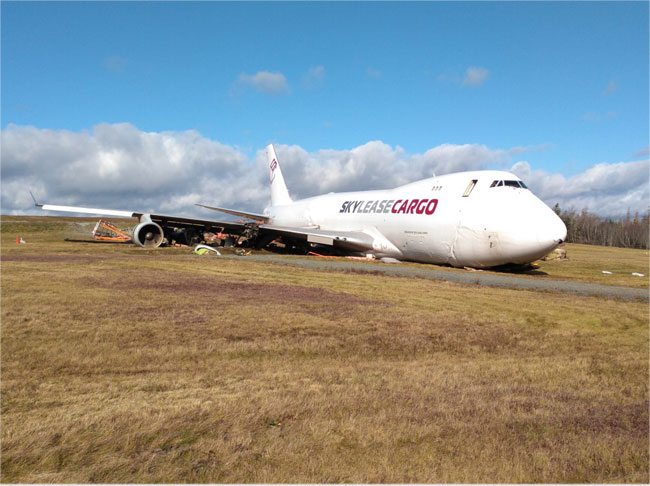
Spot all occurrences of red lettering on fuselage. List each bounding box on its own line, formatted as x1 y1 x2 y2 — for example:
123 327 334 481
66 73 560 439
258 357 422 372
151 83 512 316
416 199 427 214
407 199 419 214
340 198 438 216
425 199 438 215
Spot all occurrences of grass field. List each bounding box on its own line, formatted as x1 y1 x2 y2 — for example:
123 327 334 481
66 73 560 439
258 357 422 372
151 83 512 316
1 216 648 482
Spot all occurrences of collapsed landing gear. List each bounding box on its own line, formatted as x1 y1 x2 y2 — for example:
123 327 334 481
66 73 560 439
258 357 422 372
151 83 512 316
165 227 202 246
183 228 201 246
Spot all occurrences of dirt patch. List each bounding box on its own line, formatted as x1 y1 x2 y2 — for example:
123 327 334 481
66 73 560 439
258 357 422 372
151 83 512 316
558 401 649 436
80 272 375 308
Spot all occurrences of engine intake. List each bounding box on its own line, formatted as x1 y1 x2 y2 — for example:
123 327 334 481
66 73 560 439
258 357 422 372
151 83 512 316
133 221 164 247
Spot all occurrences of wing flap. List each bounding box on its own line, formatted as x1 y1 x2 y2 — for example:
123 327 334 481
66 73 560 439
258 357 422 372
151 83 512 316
195 204 268 222
148 214 248 233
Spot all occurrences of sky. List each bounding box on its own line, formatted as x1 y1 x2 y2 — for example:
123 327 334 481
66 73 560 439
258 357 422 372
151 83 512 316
2 1 648 218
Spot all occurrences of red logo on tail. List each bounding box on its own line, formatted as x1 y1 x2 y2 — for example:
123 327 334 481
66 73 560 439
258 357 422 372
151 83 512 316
270 158 278 183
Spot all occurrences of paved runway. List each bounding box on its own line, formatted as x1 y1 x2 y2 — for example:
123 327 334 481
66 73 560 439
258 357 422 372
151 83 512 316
224 254 648 301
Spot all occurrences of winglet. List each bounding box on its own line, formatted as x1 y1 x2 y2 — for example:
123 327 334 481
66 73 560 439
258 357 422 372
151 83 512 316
30 191 42 207
265 144 292 206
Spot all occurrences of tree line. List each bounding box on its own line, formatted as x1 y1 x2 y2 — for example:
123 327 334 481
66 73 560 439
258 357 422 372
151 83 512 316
553 204 649 249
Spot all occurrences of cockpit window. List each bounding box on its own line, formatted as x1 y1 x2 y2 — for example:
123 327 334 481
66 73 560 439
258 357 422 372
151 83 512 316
490 180 528 189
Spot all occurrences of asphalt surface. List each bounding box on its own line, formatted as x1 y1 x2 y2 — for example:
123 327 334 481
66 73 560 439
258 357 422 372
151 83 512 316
223 254 648 301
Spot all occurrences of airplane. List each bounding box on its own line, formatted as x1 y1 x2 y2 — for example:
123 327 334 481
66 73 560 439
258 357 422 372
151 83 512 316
36 144 567 268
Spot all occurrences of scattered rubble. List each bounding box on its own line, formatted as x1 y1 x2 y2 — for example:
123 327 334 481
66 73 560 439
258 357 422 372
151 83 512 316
541 248 567 261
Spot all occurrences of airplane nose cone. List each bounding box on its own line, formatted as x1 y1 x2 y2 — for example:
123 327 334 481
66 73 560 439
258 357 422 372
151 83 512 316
480 198 568 265
536 212 567 248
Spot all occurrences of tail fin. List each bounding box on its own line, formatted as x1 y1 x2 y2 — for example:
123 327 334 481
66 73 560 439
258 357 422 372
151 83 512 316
265 144 292 206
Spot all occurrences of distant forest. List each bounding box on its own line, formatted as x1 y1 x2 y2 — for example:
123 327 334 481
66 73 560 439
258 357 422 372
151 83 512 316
553 204 649 249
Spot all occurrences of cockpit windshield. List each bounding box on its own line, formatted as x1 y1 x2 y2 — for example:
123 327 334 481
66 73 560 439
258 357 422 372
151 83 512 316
490 180 527 189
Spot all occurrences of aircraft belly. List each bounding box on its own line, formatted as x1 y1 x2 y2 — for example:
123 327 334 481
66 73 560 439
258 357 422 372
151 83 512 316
450 224 503 267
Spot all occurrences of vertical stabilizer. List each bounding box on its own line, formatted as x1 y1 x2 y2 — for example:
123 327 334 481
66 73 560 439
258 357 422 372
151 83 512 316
265 144 292 206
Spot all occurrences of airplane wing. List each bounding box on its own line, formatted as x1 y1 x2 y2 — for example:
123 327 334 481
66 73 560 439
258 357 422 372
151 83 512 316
38 203 249 233
37 202 376 252
258 224 375 253
36 202 252 246
39 204 136 218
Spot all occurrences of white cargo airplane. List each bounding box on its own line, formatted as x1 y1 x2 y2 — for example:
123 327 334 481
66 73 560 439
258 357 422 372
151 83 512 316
37 144 566 268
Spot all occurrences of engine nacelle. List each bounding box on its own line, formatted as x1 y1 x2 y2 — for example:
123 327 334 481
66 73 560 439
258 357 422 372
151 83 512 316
133 221 164 248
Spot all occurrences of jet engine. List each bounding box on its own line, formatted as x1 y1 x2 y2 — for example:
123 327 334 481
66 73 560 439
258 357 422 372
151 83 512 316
133 220 164 247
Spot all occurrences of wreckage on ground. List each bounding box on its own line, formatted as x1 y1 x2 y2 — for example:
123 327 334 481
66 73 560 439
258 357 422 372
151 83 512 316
36 144 567 268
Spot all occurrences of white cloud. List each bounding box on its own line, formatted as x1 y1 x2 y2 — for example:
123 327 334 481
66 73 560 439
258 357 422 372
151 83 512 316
603 79 617 95
582 111 617 122
462 67 489 87
438 66 490 87
436 69 460 85
2 123 647 219
1 123 257 216
237 70 289 96
366 67 381 78
632 146 649 159
582 111 601 122
510 159 649 217
302 65 325 88
104 55 129 73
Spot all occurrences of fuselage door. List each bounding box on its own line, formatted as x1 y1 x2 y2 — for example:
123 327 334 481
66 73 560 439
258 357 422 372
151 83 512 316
462 179 478 197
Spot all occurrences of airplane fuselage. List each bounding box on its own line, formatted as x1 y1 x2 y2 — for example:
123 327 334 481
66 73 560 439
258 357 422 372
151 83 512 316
37 143 567 269
267 170 567 268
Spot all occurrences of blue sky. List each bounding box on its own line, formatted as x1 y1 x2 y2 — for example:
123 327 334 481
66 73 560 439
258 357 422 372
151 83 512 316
2 1 649 216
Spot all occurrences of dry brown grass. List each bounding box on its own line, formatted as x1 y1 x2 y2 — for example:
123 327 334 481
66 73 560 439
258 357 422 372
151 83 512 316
1 216 648 482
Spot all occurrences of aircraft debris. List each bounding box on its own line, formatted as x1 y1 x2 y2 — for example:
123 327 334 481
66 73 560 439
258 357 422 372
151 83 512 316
194 244 221 256
602 270 613 274
15 236 26 244
92 220 131 242
541 248 567 261
235 248 252 256
346 254 376 261
632 272 645 277
267 419 282 428
380 257 401 264
308 251 338 258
